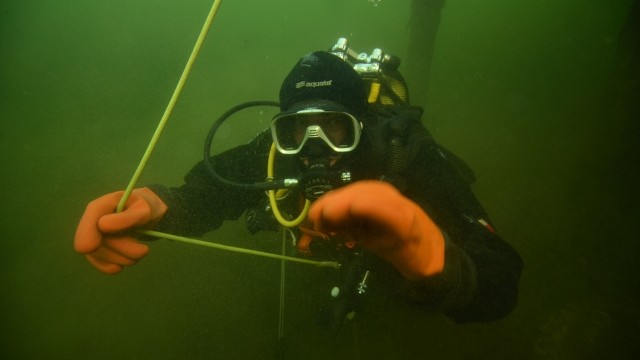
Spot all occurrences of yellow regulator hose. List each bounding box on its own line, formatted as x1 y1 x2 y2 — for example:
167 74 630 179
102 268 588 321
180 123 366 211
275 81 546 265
267 144 311 228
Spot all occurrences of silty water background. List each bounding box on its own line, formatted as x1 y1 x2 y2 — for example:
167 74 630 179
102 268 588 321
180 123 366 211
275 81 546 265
1 0 637 359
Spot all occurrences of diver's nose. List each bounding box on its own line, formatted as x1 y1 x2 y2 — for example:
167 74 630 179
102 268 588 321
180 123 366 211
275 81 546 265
300 138 332 158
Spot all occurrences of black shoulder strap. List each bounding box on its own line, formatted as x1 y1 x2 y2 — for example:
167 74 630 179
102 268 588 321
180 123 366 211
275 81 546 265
365 105 431 190
365 105 476 189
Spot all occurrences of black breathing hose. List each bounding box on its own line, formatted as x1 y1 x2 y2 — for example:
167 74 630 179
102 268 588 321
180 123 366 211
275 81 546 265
203 100 283 190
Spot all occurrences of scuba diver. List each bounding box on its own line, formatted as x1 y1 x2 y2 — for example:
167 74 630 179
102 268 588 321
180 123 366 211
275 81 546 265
74 40 523 326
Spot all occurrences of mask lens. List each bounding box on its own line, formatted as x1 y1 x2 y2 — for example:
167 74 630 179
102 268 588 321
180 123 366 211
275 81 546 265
271 111 360 154
272 118 299 151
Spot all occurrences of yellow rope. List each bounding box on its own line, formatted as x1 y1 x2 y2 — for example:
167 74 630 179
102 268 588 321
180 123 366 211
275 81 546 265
117 0 223 212
113 1 336 269
141 230 339 268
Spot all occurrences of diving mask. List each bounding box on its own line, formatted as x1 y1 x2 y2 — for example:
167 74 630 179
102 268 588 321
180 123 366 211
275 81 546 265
271 109 362 155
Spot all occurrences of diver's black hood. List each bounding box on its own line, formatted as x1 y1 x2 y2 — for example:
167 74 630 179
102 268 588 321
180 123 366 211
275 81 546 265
278 51 368 117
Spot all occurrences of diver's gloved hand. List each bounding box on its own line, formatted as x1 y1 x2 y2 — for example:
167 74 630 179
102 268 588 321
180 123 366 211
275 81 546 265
74 187 168 275
307 180 445 279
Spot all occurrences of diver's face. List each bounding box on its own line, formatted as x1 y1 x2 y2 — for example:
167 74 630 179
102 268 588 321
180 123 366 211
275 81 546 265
271 109 361 167
292 113 352 167
292 114 349 149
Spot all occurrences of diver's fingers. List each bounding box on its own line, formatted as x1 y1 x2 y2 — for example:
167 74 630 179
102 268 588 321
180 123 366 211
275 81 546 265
85 254 124 275
104 237 149 261
75 192 124 254
90 245 136 267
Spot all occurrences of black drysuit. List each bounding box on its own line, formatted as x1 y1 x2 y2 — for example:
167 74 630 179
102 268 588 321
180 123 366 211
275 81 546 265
148 108 523 324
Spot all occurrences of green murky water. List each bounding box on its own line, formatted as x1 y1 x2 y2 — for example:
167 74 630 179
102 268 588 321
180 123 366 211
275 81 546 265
1 0 637 358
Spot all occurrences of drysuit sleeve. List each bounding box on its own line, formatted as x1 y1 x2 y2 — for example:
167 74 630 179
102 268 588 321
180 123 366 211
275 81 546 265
146 131 273 237
400 142 524 322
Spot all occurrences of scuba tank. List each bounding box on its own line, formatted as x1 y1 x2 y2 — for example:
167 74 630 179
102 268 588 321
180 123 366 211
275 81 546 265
331 37 425 191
